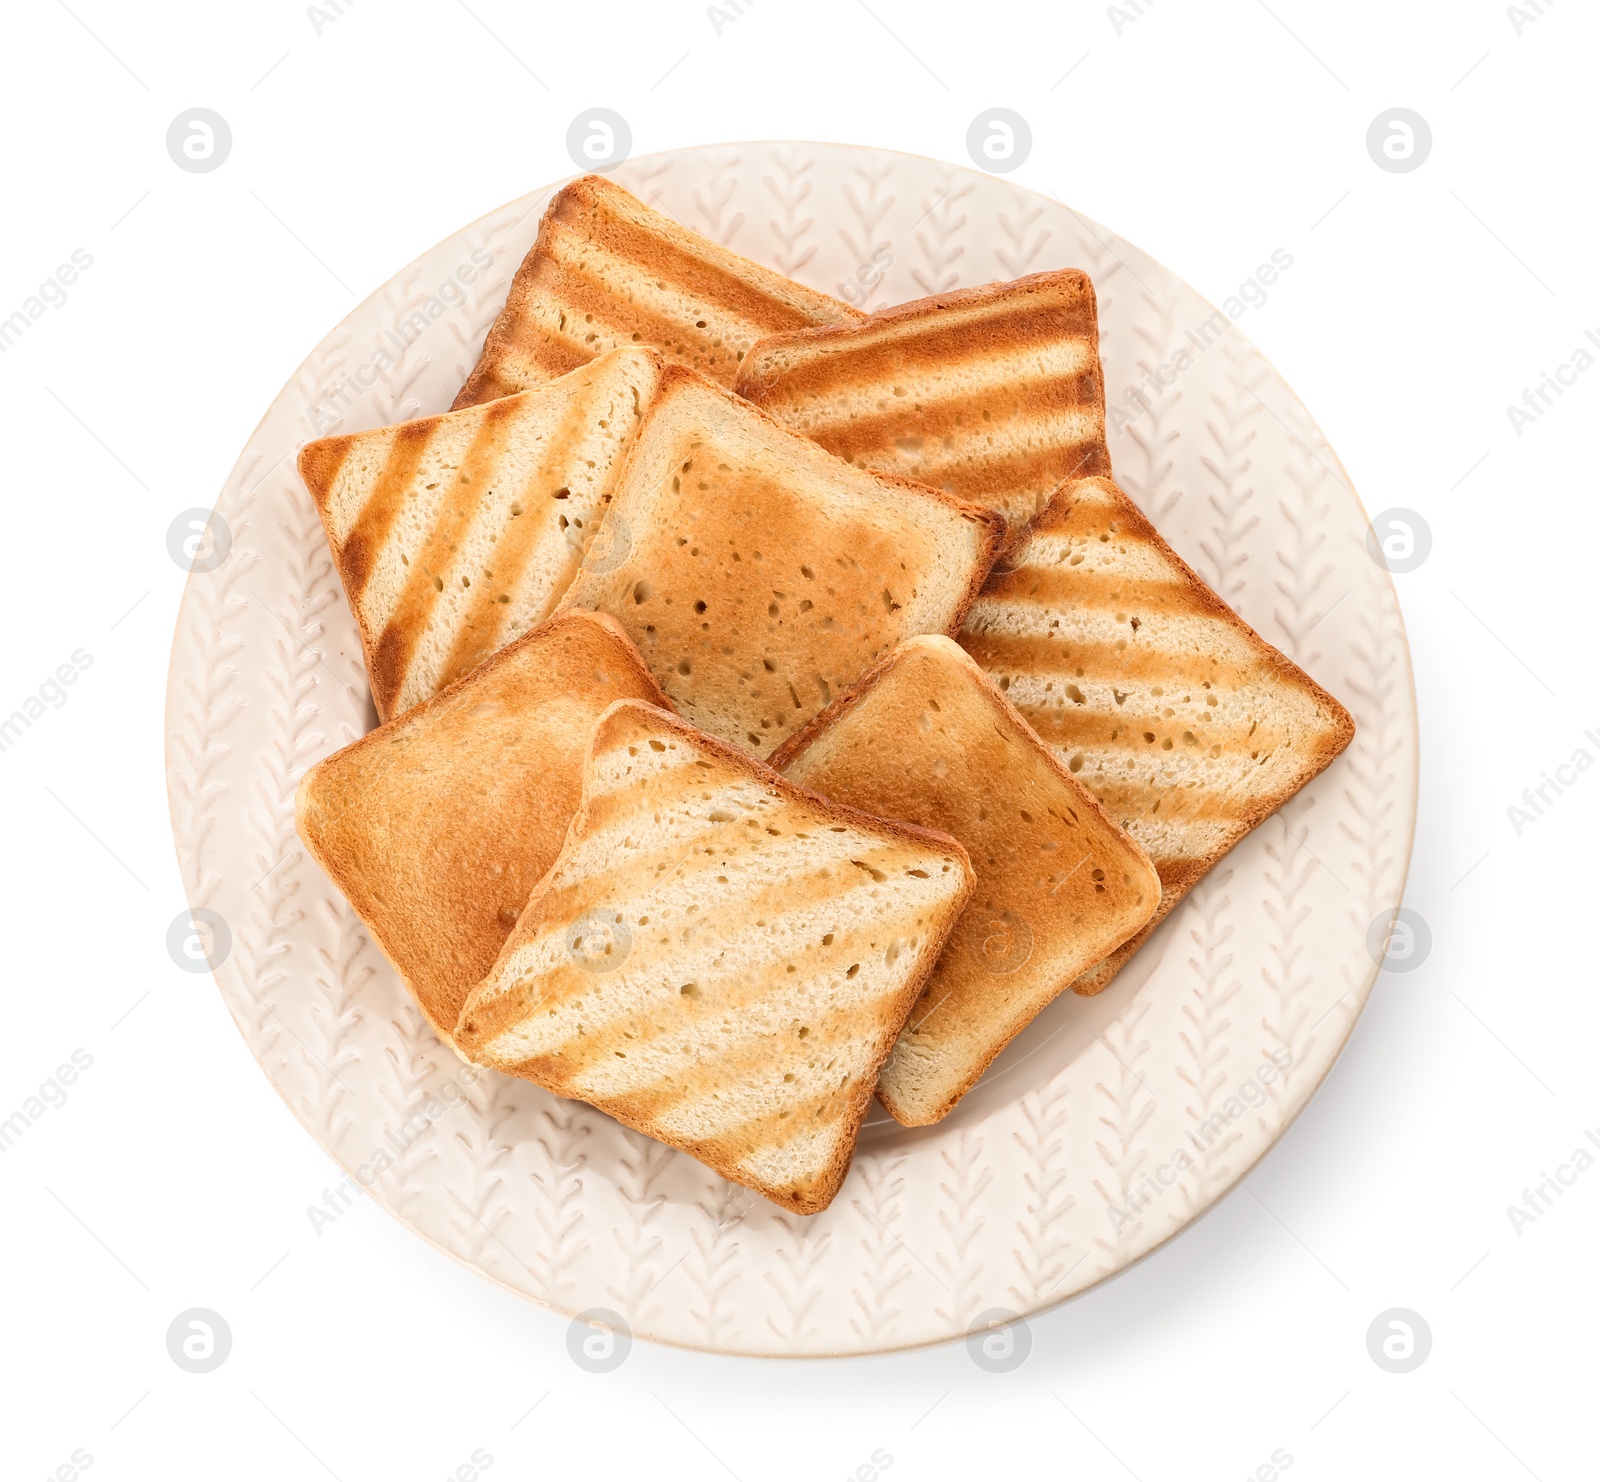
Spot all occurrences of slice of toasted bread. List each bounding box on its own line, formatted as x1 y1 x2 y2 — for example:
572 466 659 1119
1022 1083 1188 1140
295 610 671 1040
299 346 663 722
960 476 1356 994
558 366 1004 760
734 270 1109 539
772 635 1160 1124
455 174 863 407
455 700 975 1214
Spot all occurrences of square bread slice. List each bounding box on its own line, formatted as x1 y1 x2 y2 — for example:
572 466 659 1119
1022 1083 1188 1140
557 366 1005 760
299 345 662 722
771 635 1160 1125
454 700 976 1215
454 173 864 407
295 610 671 1041
959 476 1356 995
734 269 1110 539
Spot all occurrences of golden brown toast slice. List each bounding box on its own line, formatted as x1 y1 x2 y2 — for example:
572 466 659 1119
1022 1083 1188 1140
455 174 863 407
734 270 1109 539
772 636 1159 1124
455 700 975 1214
299 346 662 722
959 476 1356 994
294 610 671 1040
558 366 1005 760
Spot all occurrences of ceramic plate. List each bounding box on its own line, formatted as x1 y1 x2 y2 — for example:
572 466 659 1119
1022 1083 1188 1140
164 142 1416 1355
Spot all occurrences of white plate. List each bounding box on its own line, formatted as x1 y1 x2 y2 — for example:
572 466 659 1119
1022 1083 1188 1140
164 142 1416 1356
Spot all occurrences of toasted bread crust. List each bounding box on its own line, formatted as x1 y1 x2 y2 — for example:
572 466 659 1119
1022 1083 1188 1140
558 365 1005 758
295 610 671 1040
734 269 1111 537
455 174 863 408
774 635 1160 1122
298 348 665 722
963 476 1356 995
456 699 976 1214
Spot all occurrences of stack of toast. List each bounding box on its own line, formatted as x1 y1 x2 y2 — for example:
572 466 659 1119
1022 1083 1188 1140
296 174 1353 1215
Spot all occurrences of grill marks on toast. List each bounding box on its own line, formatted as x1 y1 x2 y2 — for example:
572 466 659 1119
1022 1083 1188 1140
773 636 1160 1124
337 419 435 599
366 395 533 708
455 701 975 1214
293 611 672 1040
299 347 662 720
735 271 1111 534
454 174 862 407
558 367 1004 760
960 477 1355 994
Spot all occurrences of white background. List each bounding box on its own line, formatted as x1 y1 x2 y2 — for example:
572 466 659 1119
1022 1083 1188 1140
1 1 1595 1478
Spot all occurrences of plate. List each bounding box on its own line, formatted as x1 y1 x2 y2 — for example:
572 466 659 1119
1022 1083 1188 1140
164 142 1416 1356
